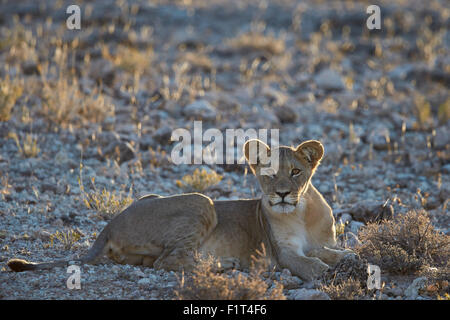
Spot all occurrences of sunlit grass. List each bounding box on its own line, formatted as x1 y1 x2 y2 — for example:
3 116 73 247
176 168 223 192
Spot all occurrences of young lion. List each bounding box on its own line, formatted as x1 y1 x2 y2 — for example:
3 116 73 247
7 139 351 281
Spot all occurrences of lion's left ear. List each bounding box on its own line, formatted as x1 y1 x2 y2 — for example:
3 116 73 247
295 140 324 169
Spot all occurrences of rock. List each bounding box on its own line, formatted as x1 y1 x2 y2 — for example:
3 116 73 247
103 140 136 164
89 58 115 86
433 126 449 149
405 277 427 299
385 286 404 297
349 221 365 234
347 199 394 223
152 126 173 144
134 270 146 278
22 60 39 75
275 105 298 123
281 268 291 277
338 213 352 225
442 164 450 174
340 232 361 249
367 125 391 150
314 69 345 91
290 288 330 300
183 100 216 121
138 278 151 286
388 64 414 81
139 135 156 150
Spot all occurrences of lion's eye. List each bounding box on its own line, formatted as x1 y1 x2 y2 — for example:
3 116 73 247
291 168 301 176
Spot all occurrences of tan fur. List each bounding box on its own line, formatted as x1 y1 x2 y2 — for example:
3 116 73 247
7 139 351 281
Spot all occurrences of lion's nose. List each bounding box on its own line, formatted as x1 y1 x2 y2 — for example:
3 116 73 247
276 192 290 200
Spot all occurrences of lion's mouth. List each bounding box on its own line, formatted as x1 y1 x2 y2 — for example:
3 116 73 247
269 200 297 207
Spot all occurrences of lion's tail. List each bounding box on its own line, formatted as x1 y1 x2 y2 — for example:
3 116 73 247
7 226 110 272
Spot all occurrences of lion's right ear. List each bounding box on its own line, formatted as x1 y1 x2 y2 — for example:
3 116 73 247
295 140 324 169
243 139 271 174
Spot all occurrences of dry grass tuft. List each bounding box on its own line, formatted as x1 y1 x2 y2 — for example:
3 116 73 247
176 168 222 192
320 278 365 300
175 246 285 300
357 210 450 274
228 32 285 56
0 76 23 121
320 253 369 300
49 229 82 251
79 167 133 219
8 132 40 158
40 76 114 127
104 45 153 75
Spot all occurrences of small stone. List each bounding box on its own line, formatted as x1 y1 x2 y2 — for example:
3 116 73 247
275 105 298 123
368 125 391 150
103 140 136 164
405 277 427 299
338 213 352 225
134 270 146 278
281 268 292 277
290 288 330 300
22 60 39 75
89 58 115 86
314 69 345 91
433 126 449 149
341 232 361 249
183 100 216 121
386 286 403 297
349 221 365 234
347 199 394 223
152 126 173 144
138 278 151 286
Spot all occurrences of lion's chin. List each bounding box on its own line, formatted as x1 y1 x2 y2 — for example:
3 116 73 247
271 203 297 214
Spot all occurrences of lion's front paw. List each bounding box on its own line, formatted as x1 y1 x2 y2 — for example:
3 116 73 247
303 258 329 281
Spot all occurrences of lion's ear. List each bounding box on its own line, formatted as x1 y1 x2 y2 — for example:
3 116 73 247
295 140 324 169
243 139 271 174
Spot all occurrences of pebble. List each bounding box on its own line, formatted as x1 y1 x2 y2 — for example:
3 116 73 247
183 100 217 121
405 277 428 299
314 69 345 91
289 289 331 300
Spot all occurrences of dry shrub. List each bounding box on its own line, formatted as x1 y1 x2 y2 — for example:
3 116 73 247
79 167 133 220
175 247 285 300
105 45 153 74
178 52 213 73
8 132 40 158
420 267 450 298
357 210 450 274
40 76 114 127
49 228 83 251
176 168 223 192
320 254 368 300
34 45 115 127
320 278 365 300
0 76 23 121
228 32 285 56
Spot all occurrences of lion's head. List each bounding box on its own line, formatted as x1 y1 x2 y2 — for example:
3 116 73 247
244 139 324 214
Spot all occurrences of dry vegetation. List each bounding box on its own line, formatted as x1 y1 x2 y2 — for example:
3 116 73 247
357 210 450 275
320 278 365 300
48 228 83 251
79 166 134 219
176 168 223 192
175 248 285 300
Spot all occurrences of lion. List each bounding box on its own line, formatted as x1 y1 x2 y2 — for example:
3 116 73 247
7 139 351 281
